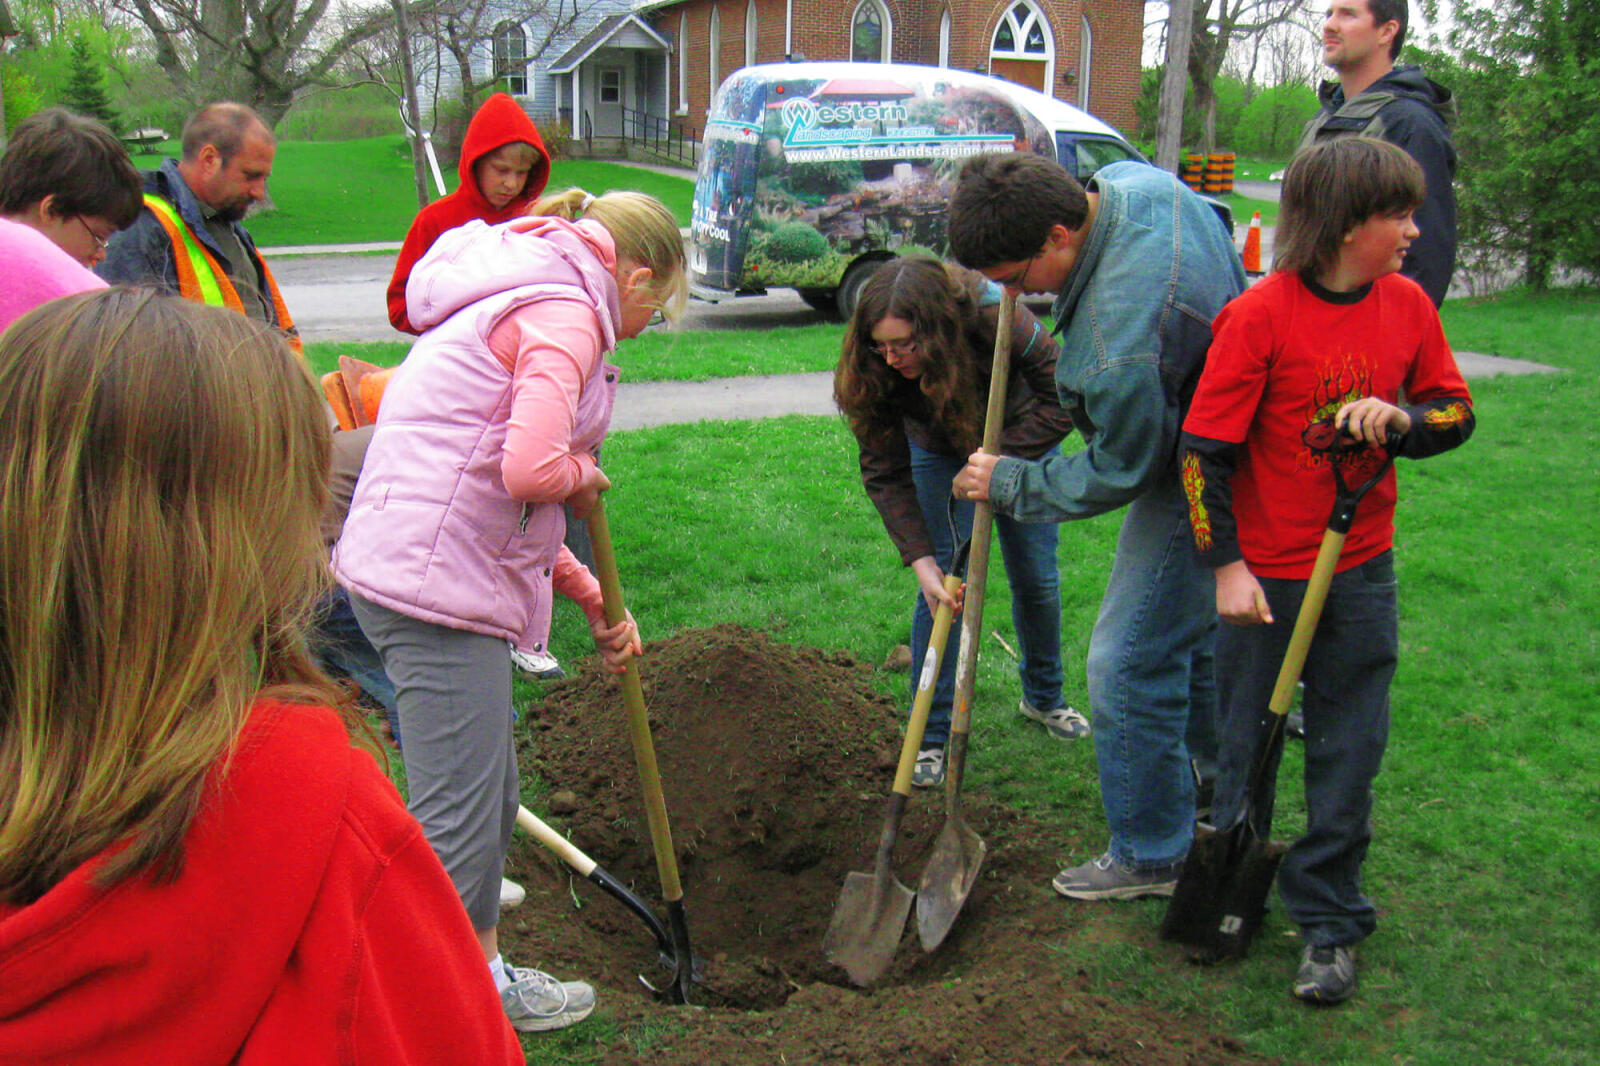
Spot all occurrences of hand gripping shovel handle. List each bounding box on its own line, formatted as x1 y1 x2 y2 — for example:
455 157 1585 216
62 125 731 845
585 496 695 1003
893 573 966 796
915 292 1011 953
944 290 1014 795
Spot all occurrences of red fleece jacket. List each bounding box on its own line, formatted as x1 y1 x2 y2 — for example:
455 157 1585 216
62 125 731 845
0 699 522 1066
386 92 551 332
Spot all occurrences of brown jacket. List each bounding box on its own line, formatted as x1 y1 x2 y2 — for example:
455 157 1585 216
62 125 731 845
857 295 1072 565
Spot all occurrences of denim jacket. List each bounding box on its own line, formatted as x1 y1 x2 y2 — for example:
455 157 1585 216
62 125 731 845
989 161 1245 522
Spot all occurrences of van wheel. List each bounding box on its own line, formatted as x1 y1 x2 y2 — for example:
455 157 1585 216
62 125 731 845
796 288 838 316
835 259 883 322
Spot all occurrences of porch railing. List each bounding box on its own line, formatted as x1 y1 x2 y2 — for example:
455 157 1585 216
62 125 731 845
621 107 702 168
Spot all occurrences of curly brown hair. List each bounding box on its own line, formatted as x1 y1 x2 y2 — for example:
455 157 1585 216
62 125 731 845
833 257 989 455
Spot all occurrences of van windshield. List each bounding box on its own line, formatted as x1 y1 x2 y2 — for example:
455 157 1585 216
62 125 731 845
1055 134 1143 182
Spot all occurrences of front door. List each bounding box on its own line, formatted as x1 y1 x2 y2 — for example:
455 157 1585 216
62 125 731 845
594 65 624 137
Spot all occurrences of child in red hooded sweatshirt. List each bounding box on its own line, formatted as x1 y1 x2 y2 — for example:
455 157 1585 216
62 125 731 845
382 93 567 701
386 93 551 334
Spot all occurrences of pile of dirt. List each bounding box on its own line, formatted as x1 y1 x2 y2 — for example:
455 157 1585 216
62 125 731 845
504 625 1265 1064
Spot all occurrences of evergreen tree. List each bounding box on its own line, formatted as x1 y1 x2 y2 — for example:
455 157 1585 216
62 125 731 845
61 34 119 133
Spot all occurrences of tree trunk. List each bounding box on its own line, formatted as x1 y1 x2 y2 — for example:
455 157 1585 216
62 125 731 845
1156 0 1196 173
392 0 431 208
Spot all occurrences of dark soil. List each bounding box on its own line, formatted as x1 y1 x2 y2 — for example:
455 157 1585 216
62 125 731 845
504 625 1266 1065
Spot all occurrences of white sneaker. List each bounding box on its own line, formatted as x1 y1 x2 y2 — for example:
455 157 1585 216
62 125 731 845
1018 699 1091 740
501 965 596 1032
499 876 526 909
509 644 565 679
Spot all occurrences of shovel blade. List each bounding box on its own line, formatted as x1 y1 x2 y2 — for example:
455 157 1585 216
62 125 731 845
914 817 988 951
823 869 916 986
1160 821 1288 962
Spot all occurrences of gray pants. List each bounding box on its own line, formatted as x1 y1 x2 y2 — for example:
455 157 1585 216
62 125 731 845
349 592 517 931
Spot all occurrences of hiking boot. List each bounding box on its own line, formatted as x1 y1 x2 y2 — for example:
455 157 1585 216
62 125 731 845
1018 699 1091 740
911 746 945 789
1051 851 1180 900
499 876 526 909
510 644 565 680
1293 944 1358 1005
501 965 596 1032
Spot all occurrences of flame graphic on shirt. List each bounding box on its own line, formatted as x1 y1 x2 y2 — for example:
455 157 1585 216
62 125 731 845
1182 451 1212 551
1299 353 1375 471
1424 401 1470 429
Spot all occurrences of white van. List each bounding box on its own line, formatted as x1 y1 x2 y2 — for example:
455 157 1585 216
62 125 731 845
688 61 1199 317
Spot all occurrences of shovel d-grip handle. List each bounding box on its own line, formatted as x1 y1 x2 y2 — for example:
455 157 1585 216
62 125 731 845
586 496 684 906
1266 429 1401 717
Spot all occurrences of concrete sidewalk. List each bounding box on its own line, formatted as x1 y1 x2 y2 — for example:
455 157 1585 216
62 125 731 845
611 351 1557 431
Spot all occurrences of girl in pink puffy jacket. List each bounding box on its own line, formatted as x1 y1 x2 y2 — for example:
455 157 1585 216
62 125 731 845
334 188 687 1035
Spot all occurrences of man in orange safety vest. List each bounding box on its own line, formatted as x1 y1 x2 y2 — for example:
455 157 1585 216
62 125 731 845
98 102 300 352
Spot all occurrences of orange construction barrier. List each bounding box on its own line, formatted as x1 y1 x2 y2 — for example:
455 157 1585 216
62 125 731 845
1241 211 1263 275
1181 153 1206 192
1204 151 1235 194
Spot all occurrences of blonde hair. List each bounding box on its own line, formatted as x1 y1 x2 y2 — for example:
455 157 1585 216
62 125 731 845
0 289 348 904
531 187 688 323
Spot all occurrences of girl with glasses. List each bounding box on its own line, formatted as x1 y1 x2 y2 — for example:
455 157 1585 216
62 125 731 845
834 257 1086 788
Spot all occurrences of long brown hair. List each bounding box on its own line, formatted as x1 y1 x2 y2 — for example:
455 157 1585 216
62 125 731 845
1273 137 1425 280
0 289 348 905
834 257 989 454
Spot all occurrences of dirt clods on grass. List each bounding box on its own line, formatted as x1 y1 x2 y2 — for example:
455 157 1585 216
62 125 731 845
504 625 1266 1064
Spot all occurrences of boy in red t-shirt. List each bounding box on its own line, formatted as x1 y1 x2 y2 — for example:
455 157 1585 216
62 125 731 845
1181 137 1474 1006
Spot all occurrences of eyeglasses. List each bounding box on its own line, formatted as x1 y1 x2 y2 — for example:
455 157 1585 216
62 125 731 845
75 216 111 253
870 337 920 359
996 250 1043 291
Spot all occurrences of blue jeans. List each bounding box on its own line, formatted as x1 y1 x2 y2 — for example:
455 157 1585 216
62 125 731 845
909 443 1063 747
312 586 401 743
1085 471 1218 869
1213 550 1397 948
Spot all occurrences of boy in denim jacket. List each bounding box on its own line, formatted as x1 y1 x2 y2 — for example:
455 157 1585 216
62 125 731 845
947 153 1245 901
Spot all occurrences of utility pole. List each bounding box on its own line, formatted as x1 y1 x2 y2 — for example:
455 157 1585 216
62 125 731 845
1156 0 1197 173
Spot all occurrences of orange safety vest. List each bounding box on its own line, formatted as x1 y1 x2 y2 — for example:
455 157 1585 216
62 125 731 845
141 193 303 355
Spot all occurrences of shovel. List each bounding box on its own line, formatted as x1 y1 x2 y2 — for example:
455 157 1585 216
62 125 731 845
514 805 679 982
823 561 965 986
915 289 1015 951
585 496 696 1004
1160 422 1400 962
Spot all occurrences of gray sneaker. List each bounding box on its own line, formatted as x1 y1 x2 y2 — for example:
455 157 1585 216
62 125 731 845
1051 851 1180 900
501 966 596 1032
1293 944 1358 1005
1018 699 1091 740
910 746 945 789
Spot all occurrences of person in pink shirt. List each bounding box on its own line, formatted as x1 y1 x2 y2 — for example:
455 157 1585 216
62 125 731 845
0 108 142 332
333 187 687 1034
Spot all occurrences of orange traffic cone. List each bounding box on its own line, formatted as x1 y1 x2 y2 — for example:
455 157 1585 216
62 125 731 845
1241 211 1263 276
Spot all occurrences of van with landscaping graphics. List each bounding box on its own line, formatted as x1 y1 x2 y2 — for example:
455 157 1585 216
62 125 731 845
689 62 1178 317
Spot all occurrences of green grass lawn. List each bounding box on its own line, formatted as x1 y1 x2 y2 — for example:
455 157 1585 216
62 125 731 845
131 137 694 247
509 286 1600 1064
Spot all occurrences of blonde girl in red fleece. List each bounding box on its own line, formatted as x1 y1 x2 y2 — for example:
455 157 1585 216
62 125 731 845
0 289 523 1065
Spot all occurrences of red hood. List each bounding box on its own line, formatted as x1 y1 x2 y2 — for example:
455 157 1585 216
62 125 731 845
456 92 551 216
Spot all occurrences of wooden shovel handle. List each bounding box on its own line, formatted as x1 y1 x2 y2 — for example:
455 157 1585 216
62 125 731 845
892 573 965 796
586 496 684 903
946 291 1015 788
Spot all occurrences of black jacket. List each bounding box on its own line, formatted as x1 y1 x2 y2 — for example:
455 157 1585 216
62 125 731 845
1301 65 1458 307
